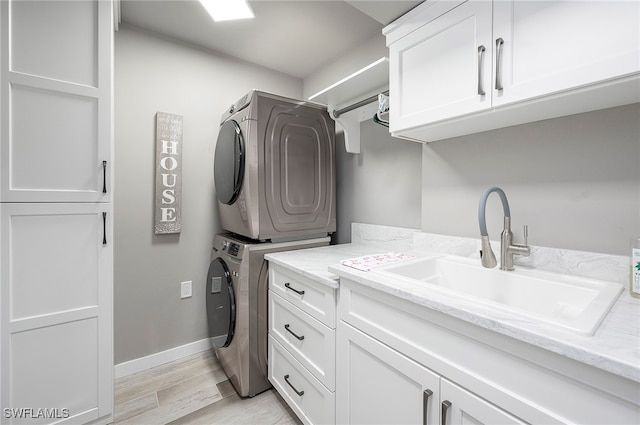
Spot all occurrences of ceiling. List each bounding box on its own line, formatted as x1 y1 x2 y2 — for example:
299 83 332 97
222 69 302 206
119 0 422 79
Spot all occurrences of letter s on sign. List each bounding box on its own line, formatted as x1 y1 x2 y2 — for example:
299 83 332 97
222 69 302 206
162 189 175 204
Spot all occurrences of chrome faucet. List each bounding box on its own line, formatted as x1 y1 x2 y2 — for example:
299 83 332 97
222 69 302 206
478 186 530 271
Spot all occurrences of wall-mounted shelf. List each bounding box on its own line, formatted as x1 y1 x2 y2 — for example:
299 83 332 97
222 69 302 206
309 57 389 154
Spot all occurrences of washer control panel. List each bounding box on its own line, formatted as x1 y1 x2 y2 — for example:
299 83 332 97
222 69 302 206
226 242 240 257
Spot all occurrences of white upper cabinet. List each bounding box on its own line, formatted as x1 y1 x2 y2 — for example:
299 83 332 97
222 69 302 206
385 0 640 143
387 0 492 130
0 0 112 202
492 0 640 107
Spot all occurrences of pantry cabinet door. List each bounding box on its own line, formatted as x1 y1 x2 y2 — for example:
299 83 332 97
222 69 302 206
0 203 113 424
492 0 640 107
336 321 440 425
388 0 492 134
0 0 112 202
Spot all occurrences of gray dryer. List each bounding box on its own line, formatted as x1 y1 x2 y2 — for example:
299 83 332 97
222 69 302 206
214 90 336 242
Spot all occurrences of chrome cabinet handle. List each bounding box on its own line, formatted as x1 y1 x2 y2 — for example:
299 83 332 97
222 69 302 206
423 389 433 425
102 212 107 245
284 324 305 341
477 45 486 96
102 161 107 193
284 374 304 396
441 400 452 425
284 282 305 295
495 37 505 90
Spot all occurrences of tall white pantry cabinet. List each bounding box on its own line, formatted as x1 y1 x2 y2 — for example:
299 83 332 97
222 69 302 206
0 1 114 424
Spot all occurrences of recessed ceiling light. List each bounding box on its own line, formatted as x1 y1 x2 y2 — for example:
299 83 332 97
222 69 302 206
199 0 254 22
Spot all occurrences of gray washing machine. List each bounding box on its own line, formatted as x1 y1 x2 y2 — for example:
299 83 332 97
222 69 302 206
214 90 336 242
206 233 329 397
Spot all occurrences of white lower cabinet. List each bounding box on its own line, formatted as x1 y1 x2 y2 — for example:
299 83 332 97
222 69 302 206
268 263 337 424
0 203 113 424
337 279 640 425
337 321 523 425
269 262 639 425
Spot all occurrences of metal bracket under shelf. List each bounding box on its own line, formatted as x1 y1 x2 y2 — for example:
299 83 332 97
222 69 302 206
328 92 388 154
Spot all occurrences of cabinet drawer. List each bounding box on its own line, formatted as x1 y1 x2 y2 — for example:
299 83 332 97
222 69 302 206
269 264 336 328
269 335 335 425
269 291 335 390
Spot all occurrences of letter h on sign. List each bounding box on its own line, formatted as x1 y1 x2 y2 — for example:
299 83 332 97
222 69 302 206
154 112 183 234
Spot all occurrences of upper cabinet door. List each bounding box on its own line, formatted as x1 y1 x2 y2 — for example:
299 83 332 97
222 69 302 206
492 0 640 107
388 0 493 133
0 0 113 202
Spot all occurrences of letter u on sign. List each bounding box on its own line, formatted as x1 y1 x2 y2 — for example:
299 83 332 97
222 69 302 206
154 112 183 234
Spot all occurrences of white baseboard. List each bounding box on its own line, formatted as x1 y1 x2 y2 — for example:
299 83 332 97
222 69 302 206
115 338 213 379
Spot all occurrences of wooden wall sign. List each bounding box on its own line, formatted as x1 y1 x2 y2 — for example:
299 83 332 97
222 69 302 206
154 112 183 234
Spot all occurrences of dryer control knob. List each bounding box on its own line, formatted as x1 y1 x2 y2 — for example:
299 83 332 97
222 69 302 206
229 105 235 114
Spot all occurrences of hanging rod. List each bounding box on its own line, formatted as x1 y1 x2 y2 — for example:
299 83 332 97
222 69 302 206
332 90 389 119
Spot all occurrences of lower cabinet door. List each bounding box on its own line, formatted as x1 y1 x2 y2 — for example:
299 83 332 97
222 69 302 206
269 335 334 425
0 203 113 424
440 378 526 425
336 321 440 425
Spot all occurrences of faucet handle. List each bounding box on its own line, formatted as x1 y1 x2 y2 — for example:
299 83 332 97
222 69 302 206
523 225 528 246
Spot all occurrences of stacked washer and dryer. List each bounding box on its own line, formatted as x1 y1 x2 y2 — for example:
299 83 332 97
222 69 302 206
206 91 335 397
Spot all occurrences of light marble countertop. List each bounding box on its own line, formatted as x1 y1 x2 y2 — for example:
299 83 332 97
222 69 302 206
265 243 390 289
266 235 640 384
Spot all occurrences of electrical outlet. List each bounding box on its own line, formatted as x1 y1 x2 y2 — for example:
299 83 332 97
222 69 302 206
180 281 192 299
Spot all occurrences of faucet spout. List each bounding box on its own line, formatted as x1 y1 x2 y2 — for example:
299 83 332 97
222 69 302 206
478 186 530 270
478 187 510 268
480 235 497 268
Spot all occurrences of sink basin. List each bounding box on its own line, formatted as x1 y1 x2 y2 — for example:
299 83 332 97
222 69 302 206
375 255 623 336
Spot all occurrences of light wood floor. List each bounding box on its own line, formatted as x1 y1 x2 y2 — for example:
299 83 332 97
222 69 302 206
114 350 302 424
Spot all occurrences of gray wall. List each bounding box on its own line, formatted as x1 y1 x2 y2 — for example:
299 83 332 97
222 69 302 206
422 103 640 256
114 25 302 364
334 120 422 243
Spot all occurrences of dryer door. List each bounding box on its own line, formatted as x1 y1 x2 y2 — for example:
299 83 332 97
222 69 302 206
206 257 236 348
214 120 245 205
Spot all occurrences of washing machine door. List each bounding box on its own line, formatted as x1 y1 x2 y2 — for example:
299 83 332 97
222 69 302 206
206 257 236 348
214 120 245 205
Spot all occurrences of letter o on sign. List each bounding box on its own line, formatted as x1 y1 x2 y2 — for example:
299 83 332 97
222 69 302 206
160 156 178 171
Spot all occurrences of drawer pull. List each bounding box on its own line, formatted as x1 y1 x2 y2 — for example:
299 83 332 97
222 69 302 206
284 324 305 341
284 374 304 396
423 389 433 425
102 160 108 193
102 212 107 245
441 400 452 425
284 282 305 296
495 37 505 90
477 45 486 96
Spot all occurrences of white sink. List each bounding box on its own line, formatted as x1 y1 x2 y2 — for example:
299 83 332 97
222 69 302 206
375 255 623 336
